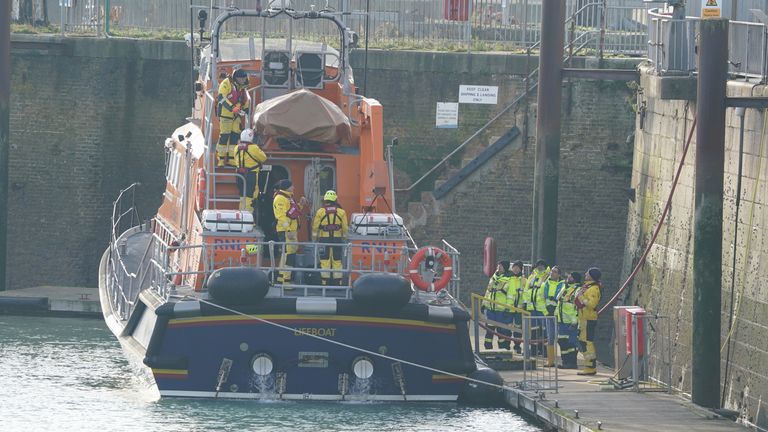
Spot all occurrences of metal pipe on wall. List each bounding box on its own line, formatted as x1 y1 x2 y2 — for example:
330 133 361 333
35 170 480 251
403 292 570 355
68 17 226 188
0 0 9 291
692 17 728 410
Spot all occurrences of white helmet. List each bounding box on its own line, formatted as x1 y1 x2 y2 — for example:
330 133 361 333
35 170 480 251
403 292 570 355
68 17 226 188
240 128 255 143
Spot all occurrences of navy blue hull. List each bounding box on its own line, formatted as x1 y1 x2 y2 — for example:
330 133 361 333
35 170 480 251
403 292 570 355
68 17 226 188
136 299 477 401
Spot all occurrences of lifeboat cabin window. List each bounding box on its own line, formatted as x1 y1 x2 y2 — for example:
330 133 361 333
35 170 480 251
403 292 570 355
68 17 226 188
304 164 336 207
319 166 336 192
166 151 182 190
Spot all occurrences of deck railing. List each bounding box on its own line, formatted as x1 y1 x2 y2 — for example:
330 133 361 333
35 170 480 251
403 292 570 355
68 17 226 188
162 238 461 298
107 196 462 319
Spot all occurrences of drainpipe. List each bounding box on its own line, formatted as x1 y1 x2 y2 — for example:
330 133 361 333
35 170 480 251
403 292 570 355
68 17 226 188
721 105 745 407
0 0 10 291
104 0 109 34
692 17 728 410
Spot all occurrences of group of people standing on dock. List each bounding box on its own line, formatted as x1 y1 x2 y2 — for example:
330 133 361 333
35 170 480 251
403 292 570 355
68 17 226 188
482 260 602 376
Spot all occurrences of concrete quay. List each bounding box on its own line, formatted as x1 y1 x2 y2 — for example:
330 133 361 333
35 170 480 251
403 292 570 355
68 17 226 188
500 365 748 432
0 286 101 317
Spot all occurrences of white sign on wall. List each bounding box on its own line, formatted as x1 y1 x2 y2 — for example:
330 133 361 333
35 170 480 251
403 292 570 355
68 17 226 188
458 85 499 104
436 102 459 128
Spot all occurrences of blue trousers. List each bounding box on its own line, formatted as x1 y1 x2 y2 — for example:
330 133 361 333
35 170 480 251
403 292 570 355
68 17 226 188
485 310 514 349
557 323 579 350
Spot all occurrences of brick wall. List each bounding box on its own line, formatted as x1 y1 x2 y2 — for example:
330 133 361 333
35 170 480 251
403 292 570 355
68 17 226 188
404 73 637 363
7 35 190 289
352 50 532 193
624 66 768 427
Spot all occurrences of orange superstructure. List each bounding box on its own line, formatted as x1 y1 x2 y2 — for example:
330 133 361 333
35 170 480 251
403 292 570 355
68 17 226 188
153 28 399 292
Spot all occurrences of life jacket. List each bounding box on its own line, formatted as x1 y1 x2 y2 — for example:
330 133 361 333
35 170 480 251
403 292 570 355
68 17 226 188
218 77 248 119
276 191 300 220
320 205 343 234
226 84 247 108
236 143 266 173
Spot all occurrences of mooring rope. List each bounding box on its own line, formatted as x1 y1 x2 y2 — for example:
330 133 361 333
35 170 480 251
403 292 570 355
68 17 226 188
191 297 518 393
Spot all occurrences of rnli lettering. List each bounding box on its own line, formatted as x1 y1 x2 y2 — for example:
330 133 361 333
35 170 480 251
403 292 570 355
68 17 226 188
360 241 400 254
294 327 337 337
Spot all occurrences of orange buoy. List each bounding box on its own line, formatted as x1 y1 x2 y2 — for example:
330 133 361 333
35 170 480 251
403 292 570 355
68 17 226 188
408 246 453 292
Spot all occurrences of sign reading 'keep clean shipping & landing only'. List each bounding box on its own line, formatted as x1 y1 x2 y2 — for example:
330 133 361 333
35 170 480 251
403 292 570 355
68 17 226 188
458 85 499 104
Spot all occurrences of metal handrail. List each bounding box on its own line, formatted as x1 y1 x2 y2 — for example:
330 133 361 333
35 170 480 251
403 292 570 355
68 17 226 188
156 238 459 298
208 171 248 206
470 292 531 319
526 1 603 53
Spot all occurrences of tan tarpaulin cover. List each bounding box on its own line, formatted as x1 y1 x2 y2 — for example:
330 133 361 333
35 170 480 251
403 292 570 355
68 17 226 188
252 90 352 145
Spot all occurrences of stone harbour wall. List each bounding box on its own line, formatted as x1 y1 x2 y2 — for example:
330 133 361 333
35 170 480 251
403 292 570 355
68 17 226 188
622 65 768 427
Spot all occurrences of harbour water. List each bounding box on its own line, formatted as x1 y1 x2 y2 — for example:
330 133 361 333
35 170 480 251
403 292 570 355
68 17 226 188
0 315 540 431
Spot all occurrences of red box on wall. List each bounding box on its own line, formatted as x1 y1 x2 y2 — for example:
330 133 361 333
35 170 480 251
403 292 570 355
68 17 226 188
444 0 470 21
625 307 646 356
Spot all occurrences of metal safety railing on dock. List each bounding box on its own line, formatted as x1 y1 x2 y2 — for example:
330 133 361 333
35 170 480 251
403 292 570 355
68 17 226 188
520 315 559 393
647 8 768 83
647 10 697 75
470 294 559 395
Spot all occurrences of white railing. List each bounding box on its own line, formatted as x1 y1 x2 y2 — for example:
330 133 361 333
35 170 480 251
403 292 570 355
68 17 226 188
647 9 698 75
14 0 649 55
729 20 768 83
647 8 768 83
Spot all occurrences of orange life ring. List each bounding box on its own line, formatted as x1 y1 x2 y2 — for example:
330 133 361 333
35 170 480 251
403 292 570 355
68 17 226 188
408 246 453 292
196 168 207 211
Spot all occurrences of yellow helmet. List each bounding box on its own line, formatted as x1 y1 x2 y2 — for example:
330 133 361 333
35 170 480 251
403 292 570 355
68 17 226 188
323 190 337 202
245 244 259 255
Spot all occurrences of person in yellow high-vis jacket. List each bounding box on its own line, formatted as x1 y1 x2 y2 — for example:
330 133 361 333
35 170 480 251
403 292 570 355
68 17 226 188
505 261 527 354
312 190 348 286
524 259 550 356
217 69 250 167
539 265 564 367
575 267 602 375
556 271 581 369
235 129 267 212
273 179 300 284
481 261 514 350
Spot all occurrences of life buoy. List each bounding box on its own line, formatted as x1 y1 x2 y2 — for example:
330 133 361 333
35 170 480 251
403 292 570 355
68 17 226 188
483 237 497 278
408 246 453 292
196 168 207 211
